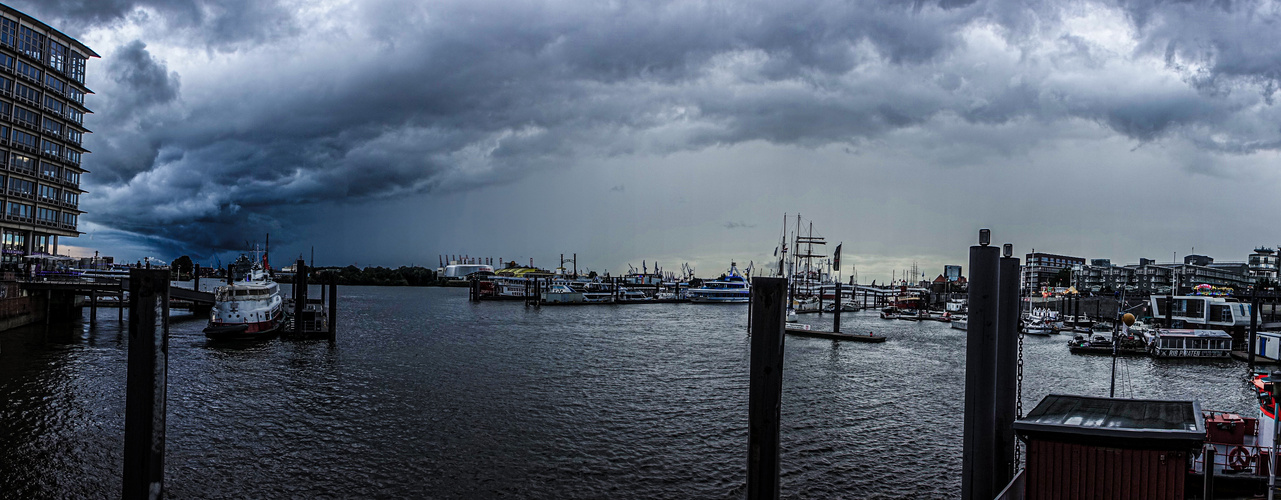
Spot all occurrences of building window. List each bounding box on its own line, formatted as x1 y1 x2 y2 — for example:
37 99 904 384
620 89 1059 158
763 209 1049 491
66 129 80 144
10 153 33 171
43 95 62 115
62 191 76 206
66 107 82 125
0 53 11 71
37 183 58 200
62 170 78 185
11 130 37 149
69 52 85 84
39 161 57 178
61 212 75 226
36 207 56 222
40 140 60 158
8 177 32 195
17 26 45 61
48 40 67 73
42 117 62 136
13 105 37 126
14 60 40 82
8 201 30 218
13 82 38 105
65 150 80 164
43 73 63 95
0 19 16 48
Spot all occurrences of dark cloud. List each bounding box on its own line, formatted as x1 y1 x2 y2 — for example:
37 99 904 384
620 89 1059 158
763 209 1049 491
7 0 296 49
20 0 1281 259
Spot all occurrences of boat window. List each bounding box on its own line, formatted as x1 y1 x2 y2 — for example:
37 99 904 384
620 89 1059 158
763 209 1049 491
234 289 249 296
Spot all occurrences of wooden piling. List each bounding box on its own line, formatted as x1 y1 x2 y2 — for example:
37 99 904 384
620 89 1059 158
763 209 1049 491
747 277 787 500
1203 445 1216 499
89 291 97 327
122 269 170 499
1251 290 1260 374
294 260 307 336
194 264 200 293
833 282 841 333
328 277 337 341
994 254 1021 487
962 240 1000 500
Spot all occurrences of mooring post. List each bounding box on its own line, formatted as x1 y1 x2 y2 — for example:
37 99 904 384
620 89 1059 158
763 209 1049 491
994 245 1021 489
833 282 841 333
44 289 50 325
294 259 306 336
1204 445 1216 500
747 277 787 500
328 276 337 341
90 290 98 327
1252 289 1260 375
122 268 170 499
962 229 1000 500
193 264 200 293
817 286 823 316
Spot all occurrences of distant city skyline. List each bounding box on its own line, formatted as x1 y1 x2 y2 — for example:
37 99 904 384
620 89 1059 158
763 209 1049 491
10 0 1281 283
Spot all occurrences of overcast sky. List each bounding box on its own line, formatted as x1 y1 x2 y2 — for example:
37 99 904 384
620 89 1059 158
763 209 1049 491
16 0 1281 281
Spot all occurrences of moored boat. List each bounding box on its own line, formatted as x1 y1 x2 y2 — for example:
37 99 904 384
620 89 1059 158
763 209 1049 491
204 252 284 340
687 263 750 303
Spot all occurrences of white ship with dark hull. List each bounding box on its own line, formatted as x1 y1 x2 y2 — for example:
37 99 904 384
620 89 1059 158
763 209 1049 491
204 253 284 340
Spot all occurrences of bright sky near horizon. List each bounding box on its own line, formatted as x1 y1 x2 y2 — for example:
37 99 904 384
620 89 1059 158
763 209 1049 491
18 0 1281 282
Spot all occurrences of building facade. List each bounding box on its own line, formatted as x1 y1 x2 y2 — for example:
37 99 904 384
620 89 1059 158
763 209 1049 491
0 5 94 272
1250 247 1278 281
1023 252 1085 293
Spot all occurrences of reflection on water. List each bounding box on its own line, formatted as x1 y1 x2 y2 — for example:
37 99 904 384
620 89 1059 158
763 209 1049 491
0 287 1256 498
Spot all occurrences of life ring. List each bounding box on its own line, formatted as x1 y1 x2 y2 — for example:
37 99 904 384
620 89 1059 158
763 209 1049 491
1228 446 1251 471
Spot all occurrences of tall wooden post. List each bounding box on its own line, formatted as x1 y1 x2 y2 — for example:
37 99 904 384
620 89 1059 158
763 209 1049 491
122 268 170 499
833 282 841 333
89 290 97 327
962 232 1000 500
193 264 200 292
994 250 1021 489
747 277 787 500
328 277 337 341
294 260 306 336
1252 289 1260 374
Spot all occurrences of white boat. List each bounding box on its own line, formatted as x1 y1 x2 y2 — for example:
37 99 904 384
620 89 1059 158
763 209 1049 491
204 252 284 340
543 284 584 304
1148 329 1232 358
687 263 750 303
1023 319 1054 335
951 317 968 331
1149 295 1252 331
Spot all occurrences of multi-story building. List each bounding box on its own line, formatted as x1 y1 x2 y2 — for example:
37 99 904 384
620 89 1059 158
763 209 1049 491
1250 247 1278 281
1022 252 1085 293
0 5 94 272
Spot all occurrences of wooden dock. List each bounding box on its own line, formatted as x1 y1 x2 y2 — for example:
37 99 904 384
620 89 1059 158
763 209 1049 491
784 323 886 342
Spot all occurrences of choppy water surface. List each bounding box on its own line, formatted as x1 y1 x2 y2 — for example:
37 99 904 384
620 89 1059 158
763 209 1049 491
0 287 1256 498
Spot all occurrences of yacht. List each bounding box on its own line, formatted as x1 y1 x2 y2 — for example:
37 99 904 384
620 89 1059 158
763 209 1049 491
687 263 751 303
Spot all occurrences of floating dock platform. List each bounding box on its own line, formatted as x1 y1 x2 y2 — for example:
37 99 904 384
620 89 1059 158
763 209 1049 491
784 323 886 342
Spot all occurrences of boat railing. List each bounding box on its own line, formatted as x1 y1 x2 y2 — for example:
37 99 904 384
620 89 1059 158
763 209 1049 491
1192 440 1280 477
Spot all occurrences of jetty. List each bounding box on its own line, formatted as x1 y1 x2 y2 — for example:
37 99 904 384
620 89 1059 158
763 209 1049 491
784 323 885 342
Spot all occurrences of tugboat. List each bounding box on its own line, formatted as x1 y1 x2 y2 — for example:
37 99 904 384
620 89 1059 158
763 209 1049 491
204 251 284 340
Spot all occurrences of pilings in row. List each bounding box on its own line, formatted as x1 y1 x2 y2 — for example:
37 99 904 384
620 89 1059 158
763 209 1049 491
961 232 1022 500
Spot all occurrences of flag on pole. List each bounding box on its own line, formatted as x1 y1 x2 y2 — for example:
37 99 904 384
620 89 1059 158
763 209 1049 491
832 243 842 269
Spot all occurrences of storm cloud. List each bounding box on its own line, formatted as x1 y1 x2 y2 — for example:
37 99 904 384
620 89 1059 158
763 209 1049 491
10 0 1281 264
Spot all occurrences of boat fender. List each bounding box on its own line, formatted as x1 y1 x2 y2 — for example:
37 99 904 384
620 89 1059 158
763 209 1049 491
1227 446 1251 471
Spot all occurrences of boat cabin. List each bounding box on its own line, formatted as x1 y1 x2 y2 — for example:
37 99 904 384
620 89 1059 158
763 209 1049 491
1149 329 1232 358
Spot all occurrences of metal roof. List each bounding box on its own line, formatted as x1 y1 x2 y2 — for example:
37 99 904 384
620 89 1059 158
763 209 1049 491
1014 394 1205 443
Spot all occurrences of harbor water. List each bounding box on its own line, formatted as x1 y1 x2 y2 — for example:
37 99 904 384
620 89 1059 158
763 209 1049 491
0 286 1257 498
